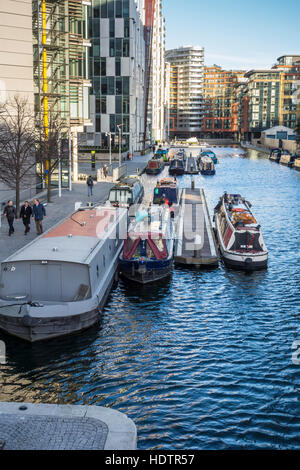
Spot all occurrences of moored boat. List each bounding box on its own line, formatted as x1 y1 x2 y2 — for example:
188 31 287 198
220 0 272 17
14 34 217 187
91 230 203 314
200 150 218 164
153 177 179 206
198 156 215 175
119 207 175 284
294 158 300 171
0 206 127 342
269 148 290 163
169 158 185 176
145 158 165 175
214 193 268 271
108 177 144 208
280 153 297 167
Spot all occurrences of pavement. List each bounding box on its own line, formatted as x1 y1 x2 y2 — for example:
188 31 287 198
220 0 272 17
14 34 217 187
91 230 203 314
0 402 137 450
0 153 153 264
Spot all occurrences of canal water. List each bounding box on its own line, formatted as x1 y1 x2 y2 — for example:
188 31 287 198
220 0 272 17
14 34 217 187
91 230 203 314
0 148 300 449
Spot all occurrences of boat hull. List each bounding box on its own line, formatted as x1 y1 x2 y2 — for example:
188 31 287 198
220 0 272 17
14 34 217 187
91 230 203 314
169 168 185 176
200 169 215 175
219 246 268 271
120 259 173 284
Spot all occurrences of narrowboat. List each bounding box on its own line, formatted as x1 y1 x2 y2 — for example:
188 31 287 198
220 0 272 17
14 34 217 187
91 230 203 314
153 177 179 206
200 150 218 164
108 177 144 208
155 148 169 163
145 158 165 175
294 158 300 171
119 206 175 284
214 193 268 271
0 206 128 342
280 153 297 167
198 156 215 175
169 158 185 176
269 148 290 163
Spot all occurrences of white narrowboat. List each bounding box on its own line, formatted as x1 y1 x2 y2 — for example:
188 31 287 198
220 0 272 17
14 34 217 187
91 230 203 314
214 193 268 271
0 206 127 342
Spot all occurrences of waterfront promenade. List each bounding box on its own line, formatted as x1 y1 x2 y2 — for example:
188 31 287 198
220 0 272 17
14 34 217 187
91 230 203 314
0 154 152 263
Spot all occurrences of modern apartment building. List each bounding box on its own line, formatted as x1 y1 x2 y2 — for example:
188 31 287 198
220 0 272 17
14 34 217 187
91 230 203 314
203 66 245 138
80 0 146 153
273 55 300 129
0 0 34 104
147 0 166 143
32 0 91 181
166 46 204 139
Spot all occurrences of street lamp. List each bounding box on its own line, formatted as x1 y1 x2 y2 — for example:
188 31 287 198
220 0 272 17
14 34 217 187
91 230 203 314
105 132 112 165
117 124 124 167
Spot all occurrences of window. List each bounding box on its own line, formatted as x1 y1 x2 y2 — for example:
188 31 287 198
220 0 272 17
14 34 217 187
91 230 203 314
115 58 121 76
116 96 122 113
96 116 101 132
116 78 122 95
109 18 115 38
94 59 100 76
110 39 115 57
124 18 130 37
116 0 122 18
123 39 129 57
101 58 106 76
123 0 129 17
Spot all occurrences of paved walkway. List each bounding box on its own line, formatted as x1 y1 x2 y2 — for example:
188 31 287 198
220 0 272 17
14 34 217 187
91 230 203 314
0 402 137 450
0 153 152 264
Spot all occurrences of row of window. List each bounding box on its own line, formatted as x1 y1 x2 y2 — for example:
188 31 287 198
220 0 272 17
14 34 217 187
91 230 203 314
95 114 130 133
95 95 130 114
92 0 130 19
92 76 130 95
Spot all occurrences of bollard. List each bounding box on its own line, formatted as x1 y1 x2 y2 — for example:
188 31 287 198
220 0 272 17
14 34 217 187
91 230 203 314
191 179 195 189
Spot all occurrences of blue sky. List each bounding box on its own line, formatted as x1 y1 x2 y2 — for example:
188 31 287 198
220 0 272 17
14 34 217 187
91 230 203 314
163 0 300 70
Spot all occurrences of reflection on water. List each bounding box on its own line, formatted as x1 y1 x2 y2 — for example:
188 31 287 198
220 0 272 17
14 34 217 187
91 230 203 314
0 148 300 449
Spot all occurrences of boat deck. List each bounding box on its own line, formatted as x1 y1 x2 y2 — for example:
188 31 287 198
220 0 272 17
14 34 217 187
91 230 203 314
175 188 218 266
185 156 199 174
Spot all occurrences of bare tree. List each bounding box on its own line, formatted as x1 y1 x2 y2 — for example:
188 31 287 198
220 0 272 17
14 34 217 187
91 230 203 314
35 114 68 203
0 95 36 213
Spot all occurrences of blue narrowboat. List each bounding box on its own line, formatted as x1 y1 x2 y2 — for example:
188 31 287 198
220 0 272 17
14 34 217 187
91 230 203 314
119 207 175 284
199 156 215 175
199 150 218 164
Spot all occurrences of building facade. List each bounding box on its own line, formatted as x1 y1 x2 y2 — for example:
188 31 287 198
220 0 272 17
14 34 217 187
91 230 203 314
80 0 146 153
32 0 91 180
166 46 204 139
203 66 245 139
147 0 166 143
0 0 34 105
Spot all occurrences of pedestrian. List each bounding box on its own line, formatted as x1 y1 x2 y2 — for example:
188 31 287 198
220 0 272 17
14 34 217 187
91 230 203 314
87 175 94 196
3 200 16 236
20 201 32 235
32 198 46 235
103 165 108 179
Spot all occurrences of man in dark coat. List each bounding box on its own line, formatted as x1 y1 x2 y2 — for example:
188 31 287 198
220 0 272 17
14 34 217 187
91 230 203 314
3 200 16 236
20 201 33 235
87 175 94 196
32 198 46 235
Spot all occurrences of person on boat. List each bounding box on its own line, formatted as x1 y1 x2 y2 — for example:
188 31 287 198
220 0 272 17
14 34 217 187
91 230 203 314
32 199 46 235
20 201 32 235
87 175 94 195
3 200 16 236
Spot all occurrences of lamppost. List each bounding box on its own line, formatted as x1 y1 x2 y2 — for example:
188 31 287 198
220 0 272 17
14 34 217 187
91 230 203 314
105 132 112 165
117 124 124 167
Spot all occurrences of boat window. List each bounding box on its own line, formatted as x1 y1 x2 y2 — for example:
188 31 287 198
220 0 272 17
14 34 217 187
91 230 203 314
152 238 164 252
146 242 156 259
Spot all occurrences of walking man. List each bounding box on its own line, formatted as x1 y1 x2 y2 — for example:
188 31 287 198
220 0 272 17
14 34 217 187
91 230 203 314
20 201 32 235
87 175 94 196
32 199 46 235
3 200 16 236
103 164 108 179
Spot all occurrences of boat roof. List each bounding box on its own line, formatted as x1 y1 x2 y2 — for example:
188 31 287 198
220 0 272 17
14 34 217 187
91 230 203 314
156 177 177 187
111 177 140 189
3 206 126 265
128 207 172 239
